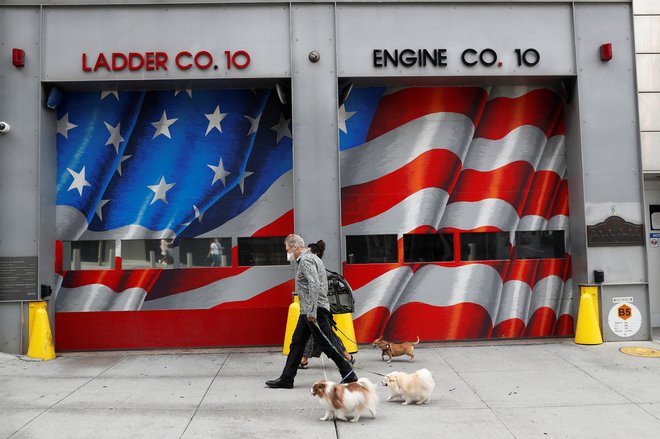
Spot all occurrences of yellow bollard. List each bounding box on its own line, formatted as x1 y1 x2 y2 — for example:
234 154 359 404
575 285 603 345
282 294 300 355
27 308 56 360
29 302 47 339
333 313 358 354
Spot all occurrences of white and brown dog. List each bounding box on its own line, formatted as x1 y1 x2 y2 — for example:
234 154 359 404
311 378 378 422
382 368 435 405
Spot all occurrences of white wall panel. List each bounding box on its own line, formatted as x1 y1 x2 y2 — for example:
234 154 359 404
336 3 575 77
634 0 660 15
42 5 290 81
636 54 660 91
642 132 660 171
634 16 660 52
640 93 660 131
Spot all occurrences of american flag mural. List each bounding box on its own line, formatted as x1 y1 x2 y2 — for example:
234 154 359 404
339 86 574 342
54 88 294 349
54 84 574 349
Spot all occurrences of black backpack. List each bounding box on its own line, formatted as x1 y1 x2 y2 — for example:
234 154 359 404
326 269 355 314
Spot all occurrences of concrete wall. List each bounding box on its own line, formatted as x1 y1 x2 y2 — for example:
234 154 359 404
574 3 645 280
0 6 42 354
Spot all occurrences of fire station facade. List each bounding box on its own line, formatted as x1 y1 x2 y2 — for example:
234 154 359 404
0 0 651 353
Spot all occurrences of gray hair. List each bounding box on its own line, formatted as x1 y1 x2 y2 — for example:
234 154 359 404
285 234 305 249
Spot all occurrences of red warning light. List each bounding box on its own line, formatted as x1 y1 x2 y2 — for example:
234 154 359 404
600 43 613 62
12 48 25 67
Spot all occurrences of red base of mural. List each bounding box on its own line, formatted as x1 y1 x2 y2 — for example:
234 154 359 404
55 307 288 351
355 304 575 343
385 302 493 341
492 318 527 338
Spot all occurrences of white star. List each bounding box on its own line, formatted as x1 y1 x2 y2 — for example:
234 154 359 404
174 88 193 98
338 104 356 134
116 155 131 176
101 90 119 101
147 176 175 205
104 122 125 153
151 111 178 139
66 166 91 196
207 158 231 186
193 205 204 222
95 199 110 221
57 113 78 139
238 171 254 194
205 105 228 136
245 113 262 136
270 114 292 144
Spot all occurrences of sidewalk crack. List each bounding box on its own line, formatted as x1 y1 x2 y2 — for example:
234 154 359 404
178 353 230 439
7 355 128 438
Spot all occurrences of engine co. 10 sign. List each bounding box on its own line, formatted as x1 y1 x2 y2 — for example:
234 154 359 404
373 48 541 68
82 50 251 72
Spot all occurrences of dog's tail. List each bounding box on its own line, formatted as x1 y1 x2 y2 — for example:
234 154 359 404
358 378 376 395
357 378 378 406
413 336 420 345
415 368 436 391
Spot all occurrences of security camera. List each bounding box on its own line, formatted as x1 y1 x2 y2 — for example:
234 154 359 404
0 122 10 134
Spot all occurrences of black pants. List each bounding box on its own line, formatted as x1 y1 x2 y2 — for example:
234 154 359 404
281 307 357 383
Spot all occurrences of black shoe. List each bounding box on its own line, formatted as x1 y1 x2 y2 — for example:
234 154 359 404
265 377 294 389
340 371 358 384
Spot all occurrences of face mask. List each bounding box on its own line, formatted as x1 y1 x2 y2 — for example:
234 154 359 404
287 252 295 262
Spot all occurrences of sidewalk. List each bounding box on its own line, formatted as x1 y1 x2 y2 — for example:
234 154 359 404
2 335 660 439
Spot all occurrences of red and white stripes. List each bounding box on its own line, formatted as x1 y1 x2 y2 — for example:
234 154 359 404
341 85 572 342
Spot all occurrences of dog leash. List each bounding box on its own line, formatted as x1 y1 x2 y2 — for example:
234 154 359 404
312 320 357 384
330 319 359 346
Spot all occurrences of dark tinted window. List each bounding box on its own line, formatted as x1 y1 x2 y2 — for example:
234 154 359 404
514 230 565 259
238 237 287 266
403 234 454 262
346 235 397 264
460 232 511 261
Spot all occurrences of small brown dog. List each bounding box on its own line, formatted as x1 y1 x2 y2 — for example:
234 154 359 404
372 336 420 363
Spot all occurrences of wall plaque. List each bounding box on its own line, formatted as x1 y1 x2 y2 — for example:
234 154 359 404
587 216 644 247
0 256 38 301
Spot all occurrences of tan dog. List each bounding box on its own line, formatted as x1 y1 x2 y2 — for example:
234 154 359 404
372 336 419 363
382 368 435 405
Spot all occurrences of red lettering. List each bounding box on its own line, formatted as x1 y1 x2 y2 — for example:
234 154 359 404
112 53 128 71
82 53 92 72
194 51 213 69
128 52 144 71
225 51 231 69
145 52 155 71
94 53 110 72
156 52 168 70
232 50 250 69
176 51 193 70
